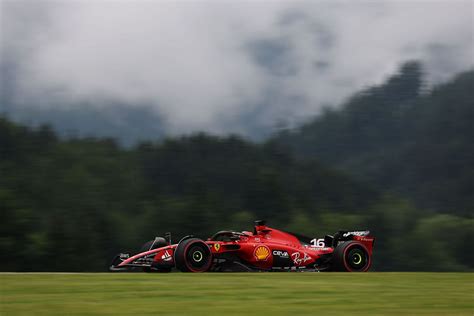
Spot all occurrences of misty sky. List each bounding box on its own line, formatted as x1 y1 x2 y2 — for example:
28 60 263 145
1 0 473 135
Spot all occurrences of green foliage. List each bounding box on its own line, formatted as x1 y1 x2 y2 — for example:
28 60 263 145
274 63 474 216
1 64 472 272
0 117 380 271
408 215 474 271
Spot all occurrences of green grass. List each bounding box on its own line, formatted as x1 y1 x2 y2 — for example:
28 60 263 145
1 273 473 315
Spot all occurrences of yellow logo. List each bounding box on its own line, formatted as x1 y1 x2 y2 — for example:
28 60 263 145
214 243 220 252
254 245 270 261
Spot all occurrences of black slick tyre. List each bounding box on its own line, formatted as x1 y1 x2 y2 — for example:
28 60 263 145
332 241 371 272
174 238 212 272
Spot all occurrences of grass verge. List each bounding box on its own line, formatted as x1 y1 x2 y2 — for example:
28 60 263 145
1 272 473 315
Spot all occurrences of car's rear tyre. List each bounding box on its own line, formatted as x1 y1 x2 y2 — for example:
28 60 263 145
332 241 371 272
174 238 212 272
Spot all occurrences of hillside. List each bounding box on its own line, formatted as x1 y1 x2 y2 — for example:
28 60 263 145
1 102 167 147
0 117 377 271
274 63 474 216
1 116 472 271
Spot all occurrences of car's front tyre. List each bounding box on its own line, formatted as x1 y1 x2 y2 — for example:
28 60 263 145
174 238 212 272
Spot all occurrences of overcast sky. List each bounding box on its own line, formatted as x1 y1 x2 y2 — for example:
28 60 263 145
1 0 473 135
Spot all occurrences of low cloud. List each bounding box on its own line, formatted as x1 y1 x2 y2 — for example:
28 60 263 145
2 0 473 135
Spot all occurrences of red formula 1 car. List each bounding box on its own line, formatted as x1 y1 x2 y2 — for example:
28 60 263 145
110 220 375 272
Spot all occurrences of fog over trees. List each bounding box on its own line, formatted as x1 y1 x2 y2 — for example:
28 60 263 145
1 64 472 271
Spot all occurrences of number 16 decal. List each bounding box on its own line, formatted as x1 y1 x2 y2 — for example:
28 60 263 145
310 238 325 247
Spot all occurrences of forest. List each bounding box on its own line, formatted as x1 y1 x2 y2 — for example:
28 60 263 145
1 62 472 271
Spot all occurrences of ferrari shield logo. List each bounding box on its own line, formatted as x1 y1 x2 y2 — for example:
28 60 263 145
214 243 220 252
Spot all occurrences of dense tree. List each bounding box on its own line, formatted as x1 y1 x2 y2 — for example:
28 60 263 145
0 117 381 271
1 63 472 272
274 64 474 215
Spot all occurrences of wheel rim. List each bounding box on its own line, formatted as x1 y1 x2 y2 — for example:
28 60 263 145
346 247 368 271
352 253 362 264
192 250 203 262
186 244 211 270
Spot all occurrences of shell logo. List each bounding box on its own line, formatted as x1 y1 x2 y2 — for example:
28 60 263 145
254 245 270 261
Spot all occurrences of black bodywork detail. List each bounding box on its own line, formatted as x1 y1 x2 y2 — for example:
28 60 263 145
223 244 241 250
272 249 293 267
313 253 332 271
210 231 243 241
324 235 334 247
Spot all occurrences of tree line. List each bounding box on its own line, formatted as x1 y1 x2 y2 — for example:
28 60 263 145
1 62 472 271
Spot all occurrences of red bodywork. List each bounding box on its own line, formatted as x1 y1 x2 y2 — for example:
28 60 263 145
113 222 375 272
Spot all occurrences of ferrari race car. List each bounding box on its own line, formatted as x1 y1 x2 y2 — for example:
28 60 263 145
110 220 375 272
